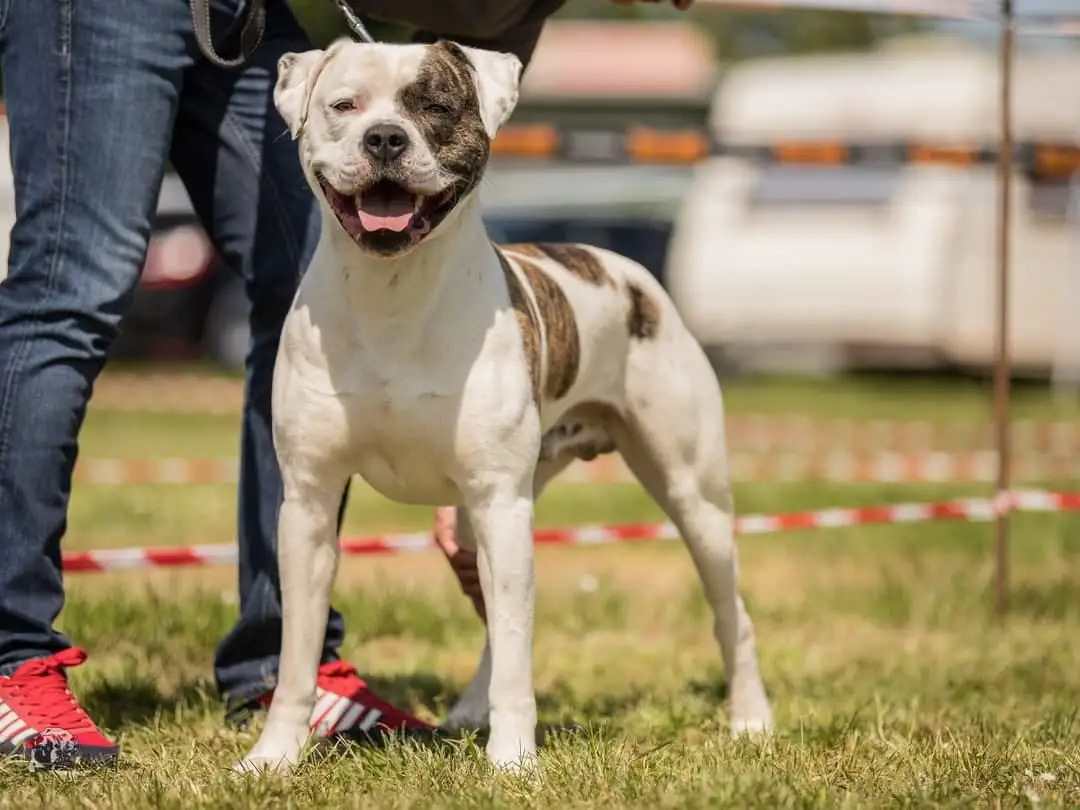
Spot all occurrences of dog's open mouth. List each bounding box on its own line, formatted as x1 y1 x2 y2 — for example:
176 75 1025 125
316 176 456 244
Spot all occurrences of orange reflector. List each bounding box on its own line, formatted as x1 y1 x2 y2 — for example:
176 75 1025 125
492 125 558 157
625 128 710 163
907 144 977 166
1033 146 1080 178
772 142 847 165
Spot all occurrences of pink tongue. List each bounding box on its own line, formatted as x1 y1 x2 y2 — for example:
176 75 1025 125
357 191 415 233
357 210 413 233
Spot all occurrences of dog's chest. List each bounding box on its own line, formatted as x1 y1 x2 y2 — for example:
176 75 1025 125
339 364 463 505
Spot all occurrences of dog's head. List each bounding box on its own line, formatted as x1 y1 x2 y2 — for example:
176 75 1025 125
275 39 522 258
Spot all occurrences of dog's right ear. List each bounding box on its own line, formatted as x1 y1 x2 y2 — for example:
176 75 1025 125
275 39 350 138
275 50 325 138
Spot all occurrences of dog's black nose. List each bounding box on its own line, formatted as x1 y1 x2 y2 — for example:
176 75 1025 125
363 124 409 163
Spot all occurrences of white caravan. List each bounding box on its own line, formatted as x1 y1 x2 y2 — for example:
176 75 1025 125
665 36 1080 376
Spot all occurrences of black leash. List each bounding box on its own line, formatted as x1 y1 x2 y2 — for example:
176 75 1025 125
190 0 267 69
190 0 375 69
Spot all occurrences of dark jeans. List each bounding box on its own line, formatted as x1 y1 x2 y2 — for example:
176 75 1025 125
0 0 346 704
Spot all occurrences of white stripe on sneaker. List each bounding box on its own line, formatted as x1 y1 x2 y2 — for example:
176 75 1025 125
0 718 25 744
309 691 337 726
0 714 20 739
334 702 367 734
358 708 383 733
9 727 36 746
311 694 344 735
314 698 351 737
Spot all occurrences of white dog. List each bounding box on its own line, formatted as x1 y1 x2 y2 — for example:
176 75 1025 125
238 38 773 774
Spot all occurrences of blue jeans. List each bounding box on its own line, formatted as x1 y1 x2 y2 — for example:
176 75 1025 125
0 0 347 705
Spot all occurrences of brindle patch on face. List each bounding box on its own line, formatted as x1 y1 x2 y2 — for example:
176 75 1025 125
397 41 490 209
497 248 541 400
626 282 661 340
516 258 581 400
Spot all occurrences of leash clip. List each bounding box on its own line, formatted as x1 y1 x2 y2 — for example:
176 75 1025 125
333 0 377 43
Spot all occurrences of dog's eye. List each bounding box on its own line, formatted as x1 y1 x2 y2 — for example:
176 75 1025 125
330 100 355 113
425 103 451 116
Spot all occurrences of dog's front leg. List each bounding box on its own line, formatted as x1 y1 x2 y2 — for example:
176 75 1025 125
236 478 345 774
465 482 538 772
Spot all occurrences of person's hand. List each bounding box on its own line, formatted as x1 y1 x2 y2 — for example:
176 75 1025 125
609 0 694 9
433 506 487 621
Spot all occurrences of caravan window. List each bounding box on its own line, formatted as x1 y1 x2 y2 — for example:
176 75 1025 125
747 166 902 209
1028 176 1079 223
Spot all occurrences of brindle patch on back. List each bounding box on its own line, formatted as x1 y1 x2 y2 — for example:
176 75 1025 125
515 259 581 400
397 42 489 202
502 243 546 259
504 243 615 288
627 282 661 340
535 244 616 288
496 248 541 400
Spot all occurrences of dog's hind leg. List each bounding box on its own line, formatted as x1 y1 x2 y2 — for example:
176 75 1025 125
236 473 348 773
440 507 491 733
442 456 573 735
617 347 773 737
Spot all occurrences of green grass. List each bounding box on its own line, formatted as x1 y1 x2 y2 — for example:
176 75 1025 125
5 477 1078 808
3 374 1077 806
81 370 1080 459
716 373 1080 421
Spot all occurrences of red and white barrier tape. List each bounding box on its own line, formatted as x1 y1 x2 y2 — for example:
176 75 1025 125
71 452 1078 486
62 490 1080 574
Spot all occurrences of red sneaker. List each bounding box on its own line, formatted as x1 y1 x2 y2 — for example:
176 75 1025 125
227 660 435 741
0 648 118 771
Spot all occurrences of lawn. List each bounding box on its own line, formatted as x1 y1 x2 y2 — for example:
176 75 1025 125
2 372 1078 807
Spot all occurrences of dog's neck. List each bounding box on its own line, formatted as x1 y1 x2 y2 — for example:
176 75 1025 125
312 196 494 346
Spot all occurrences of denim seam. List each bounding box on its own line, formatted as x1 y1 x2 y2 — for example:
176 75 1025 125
193 69 303 279
0 1 75 479
224 110 302 276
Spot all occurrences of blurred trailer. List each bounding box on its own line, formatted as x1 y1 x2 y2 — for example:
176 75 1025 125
664 35 1080 375
481 20 718 288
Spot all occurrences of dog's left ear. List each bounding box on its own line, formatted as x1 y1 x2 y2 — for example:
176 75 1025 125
452 45 523 140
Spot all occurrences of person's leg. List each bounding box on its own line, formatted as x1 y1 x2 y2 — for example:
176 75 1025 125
168 0 430 735
167 0 341 708
0 0 194 768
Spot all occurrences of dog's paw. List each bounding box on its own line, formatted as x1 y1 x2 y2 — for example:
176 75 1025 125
232 754 295 776
232 740 304 775
729 714 773 739
486 739 539 776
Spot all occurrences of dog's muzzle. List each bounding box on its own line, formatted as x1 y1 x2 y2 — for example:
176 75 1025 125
316 174 455 243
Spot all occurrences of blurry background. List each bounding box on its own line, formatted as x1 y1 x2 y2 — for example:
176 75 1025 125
2 12 1079 800
8 1 1079 388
